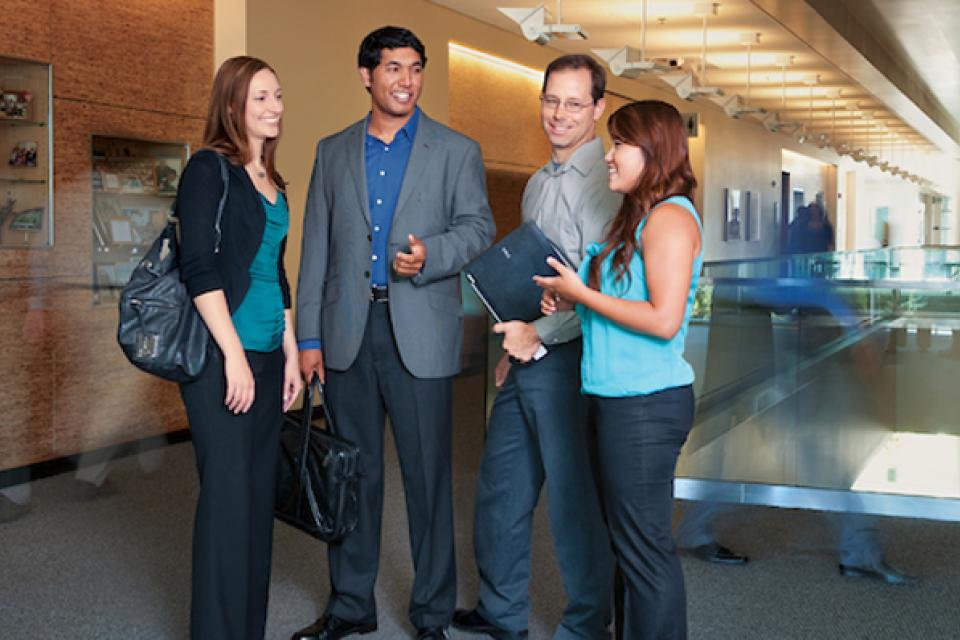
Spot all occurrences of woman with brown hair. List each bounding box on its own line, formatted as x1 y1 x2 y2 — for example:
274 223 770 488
537 99 702 639
177 55 301 639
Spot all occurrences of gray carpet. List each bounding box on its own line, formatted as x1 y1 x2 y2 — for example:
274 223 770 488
1 375 958 639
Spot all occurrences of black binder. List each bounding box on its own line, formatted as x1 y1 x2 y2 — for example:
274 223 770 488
464 220 572 324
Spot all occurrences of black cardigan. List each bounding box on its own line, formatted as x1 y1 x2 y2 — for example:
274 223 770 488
177 149 291 312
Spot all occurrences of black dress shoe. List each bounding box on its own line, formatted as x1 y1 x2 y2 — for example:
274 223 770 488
839 561 917 585
692 542 749 565
416 626 450 639
452 608 528 640
290 614 377 640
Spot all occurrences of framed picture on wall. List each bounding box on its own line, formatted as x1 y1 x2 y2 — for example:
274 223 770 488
745 191 761 242
723 188 742 241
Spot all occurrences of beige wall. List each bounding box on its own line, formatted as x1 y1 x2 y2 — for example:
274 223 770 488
215 0 247 67
242 0 946 270
241 0 836 266
243 0 624 292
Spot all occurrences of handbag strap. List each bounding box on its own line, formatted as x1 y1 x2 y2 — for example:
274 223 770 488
315 379 339 437
170 151 230 253
295 375 341 475
300 374 340 434
211 152 229 254
297 378 317 478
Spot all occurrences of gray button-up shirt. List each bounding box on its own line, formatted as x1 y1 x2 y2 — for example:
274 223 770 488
524 137 622 346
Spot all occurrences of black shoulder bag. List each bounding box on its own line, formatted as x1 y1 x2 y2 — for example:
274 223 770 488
117 153 229 383
276 376 361 542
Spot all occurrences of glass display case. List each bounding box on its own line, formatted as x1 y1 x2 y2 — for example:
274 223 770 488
91 135 188 304
0 56 52 248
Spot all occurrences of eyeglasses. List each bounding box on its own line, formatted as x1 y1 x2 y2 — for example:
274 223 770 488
540 95 594 113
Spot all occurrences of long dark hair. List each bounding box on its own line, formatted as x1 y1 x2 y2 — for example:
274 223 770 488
588 100 696 289
202 56 284 188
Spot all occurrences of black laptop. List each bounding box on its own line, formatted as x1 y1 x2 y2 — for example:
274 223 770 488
464 220 573 324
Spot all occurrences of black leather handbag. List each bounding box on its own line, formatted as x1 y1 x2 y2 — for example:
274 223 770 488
276 377 360 542
116 153 229 383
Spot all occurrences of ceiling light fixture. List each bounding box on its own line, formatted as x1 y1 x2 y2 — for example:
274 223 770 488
774 54 793 109
658 2 722 100
592 0 681 76
796 74 819 144
693 2 719 85
715 31 765 118
498 1 586 45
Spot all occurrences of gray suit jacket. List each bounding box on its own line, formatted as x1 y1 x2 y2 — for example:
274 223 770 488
296 112 495 378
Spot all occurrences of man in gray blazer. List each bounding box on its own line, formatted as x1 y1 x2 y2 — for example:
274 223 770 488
294 26 495 640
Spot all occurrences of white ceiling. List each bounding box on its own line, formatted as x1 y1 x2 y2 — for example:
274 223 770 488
430 0 957 164
864 0 960 129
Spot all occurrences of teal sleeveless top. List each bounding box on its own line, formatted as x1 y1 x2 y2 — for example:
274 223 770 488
577 195 703 397
232 192 288 352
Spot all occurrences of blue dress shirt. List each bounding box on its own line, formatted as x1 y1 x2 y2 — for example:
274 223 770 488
299 108 420 352
366 107 420 286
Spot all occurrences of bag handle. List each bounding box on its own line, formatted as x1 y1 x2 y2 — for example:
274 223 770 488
295 374 341 475
170 151 230 253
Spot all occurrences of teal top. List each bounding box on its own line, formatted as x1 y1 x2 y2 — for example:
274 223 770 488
577 195 703 397
232 192 289 352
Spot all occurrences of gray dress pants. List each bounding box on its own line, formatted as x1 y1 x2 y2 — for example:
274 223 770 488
323 301 456 630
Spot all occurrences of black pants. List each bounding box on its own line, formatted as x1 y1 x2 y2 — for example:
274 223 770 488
592 385 694 640
180 347 284 640
323 301 455 629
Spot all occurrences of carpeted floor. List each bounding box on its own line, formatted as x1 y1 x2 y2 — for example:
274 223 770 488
1 375 958 639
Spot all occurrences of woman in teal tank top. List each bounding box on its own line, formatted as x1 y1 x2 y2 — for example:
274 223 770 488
177 56 301 640
536 100 702 640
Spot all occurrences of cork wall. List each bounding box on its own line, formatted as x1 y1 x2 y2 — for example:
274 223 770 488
0 0 213 470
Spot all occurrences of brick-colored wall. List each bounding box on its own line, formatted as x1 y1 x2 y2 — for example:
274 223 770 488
0 0 212 469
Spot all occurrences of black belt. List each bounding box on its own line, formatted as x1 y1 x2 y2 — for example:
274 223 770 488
370 286 389 302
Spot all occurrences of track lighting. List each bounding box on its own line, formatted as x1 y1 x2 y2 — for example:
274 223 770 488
592 47 682 77
498 2 586 45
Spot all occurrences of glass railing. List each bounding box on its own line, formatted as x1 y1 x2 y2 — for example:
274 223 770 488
679 247 960 521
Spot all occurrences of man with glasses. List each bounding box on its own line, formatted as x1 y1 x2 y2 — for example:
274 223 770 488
454 55 619 640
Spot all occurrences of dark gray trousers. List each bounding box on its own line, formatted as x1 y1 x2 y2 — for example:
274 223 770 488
593 385 694 640
474 340 613 639
180 347 284 640
323 301 455 629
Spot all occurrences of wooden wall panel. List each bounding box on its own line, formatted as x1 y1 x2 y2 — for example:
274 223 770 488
0 280 55 469
0 0 51 63
485 169 528 242
448 48 549 171
51 0 213 118
47 287 187 459
0 0 212 470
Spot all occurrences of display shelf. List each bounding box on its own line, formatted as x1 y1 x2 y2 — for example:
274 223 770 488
1 119 46 127
0 178 47 184
1 55 53 248
91 135 187 304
